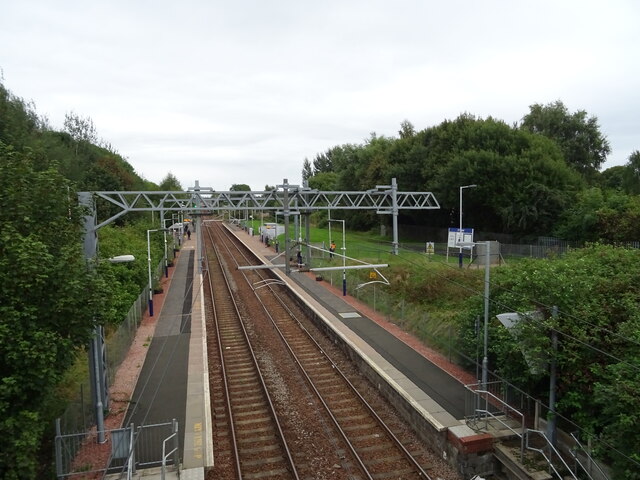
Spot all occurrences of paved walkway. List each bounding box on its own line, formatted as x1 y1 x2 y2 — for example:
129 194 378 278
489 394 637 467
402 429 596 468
121 236 210 480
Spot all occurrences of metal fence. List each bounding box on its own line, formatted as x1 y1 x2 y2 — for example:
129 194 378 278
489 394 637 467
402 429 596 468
463 378 615 479
57 258 166 435
306 239 579 264
54 419 178 479
316 267 471 366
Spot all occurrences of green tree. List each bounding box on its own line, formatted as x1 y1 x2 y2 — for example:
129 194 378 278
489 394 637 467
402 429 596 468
426 116 583 236
0 142 98 478
302 158 312 182
63 111 98 145
313 148 337 174
230 183 251 191
599 165 626 190
159 172 183 191
0 84 41 149
398 119 416 139
555 188 640 242
520 100 611 178
622 150 640 195
308 171 338 190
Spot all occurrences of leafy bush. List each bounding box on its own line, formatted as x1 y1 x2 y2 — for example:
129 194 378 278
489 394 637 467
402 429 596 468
456 244 640 474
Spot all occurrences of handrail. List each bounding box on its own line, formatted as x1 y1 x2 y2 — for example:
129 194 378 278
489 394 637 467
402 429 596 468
161 432 178 480
465 383 525 462
126 425 134 480
526 429 577 479
569 432 610 480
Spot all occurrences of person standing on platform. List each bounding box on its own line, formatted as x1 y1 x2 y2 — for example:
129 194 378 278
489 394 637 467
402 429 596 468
329 241 336 259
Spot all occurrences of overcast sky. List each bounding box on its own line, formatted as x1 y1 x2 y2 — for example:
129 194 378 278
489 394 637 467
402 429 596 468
1 0 638 191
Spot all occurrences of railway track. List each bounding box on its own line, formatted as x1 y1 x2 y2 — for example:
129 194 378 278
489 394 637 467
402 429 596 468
203 230 298 479
204 220 450 480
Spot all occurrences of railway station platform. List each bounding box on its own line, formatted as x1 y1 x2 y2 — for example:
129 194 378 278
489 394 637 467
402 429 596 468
124 223 492 479
121 235 211 480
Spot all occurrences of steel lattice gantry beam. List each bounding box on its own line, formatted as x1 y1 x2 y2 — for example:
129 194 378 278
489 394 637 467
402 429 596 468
85 178 440 231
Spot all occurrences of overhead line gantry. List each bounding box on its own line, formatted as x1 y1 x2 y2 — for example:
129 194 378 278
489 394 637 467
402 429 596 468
88 178 440 266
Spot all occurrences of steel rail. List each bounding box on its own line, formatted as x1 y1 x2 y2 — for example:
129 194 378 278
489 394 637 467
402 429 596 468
215 222 433 480
202 237 242 479
214 222 378 480
203 224 300 480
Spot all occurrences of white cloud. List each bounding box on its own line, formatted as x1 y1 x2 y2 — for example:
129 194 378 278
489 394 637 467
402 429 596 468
1 0 639 189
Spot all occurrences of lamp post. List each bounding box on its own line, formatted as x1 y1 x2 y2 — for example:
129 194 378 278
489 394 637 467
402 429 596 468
458 240 490 388
459 184 477 268
147 228 167 317
93 254 135 444
329 218 346 296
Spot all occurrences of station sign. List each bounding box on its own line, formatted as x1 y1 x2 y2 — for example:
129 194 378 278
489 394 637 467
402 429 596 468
447 227 474 248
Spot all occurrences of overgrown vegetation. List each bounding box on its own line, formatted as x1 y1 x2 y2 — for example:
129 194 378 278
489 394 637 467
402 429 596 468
0 143 99 478
0 81 174 478
454 244 640 478
301 230 640 476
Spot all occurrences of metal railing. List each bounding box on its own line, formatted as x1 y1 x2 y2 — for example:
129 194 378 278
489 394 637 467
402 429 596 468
464 382 526 462
54 419 178 478
526 429 577 479
569 433 611 480
161 420 180 480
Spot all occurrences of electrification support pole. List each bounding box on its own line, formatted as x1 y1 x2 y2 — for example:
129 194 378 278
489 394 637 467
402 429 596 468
194 180 203 274
147 229 154 317
547 306 558 446
482 241 491 390
342 221 346 296
391 178 399 255
304 211 311 268
79 192 108 444
283 179 291 275
161 209 168 278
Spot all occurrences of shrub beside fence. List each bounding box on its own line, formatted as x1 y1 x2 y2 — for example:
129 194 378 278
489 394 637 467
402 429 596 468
57 258 165 435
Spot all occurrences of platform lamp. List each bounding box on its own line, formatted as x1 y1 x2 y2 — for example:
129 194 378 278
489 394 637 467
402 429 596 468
92 254 136 444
